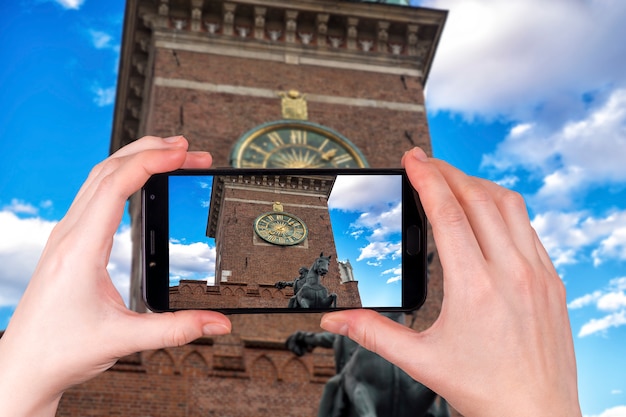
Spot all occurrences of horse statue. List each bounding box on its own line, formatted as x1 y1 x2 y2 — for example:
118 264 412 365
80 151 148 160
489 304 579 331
286 312 449 417
292 252 337 309
275 266 309 308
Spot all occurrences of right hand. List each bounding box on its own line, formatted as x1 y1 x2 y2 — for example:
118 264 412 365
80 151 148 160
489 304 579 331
321 147 581 417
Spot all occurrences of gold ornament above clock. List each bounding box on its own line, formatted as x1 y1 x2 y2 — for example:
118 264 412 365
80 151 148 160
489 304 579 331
230 120 369 168
254 204 308 246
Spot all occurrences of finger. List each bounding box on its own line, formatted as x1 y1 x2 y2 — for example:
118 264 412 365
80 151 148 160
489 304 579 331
72 136 186 206
119 310 232 355
401 148 485 281
321 310 435 385
431 159 517 263
475 178 539 265
60 144 194 258
180 151 213 169
109 135 185 159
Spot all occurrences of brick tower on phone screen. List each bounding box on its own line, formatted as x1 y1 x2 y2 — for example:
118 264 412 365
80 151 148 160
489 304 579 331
61 1 451 416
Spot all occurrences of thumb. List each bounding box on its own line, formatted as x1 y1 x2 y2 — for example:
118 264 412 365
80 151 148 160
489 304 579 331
121 310 232 354
320 310 434 383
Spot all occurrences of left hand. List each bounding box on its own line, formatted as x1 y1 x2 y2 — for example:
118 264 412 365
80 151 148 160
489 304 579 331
0 136 232 416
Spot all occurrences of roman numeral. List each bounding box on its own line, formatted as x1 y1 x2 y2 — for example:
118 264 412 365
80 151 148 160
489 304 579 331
267 132 284 147
290 130 307 144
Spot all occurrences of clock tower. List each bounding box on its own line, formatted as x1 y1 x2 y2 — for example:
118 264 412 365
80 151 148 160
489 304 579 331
102 0 449 416
170 171 362 310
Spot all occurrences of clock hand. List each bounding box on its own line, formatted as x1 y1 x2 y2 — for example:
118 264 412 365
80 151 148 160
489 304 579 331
321 149 337 161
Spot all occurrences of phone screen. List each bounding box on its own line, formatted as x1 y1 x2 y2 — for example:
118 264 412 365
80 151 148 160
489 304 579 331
143 169 426 312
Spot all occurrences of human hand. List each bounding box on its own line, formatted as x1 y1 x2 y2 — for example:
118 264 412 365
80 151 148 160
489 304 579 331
0 136 232 416
320 148 581 417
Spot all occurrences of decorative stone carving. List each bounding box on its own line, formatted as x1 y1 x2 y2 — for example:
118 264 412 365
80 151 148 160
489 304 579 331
132 54 146 76
124 120 138 140
316 13 329 47
347 17 358 51
158 0 169 16
407 24 419 56
267 28 282 41
298 31 314 45
389 42 403 55
172 18 187 30
377 21 390 53
222 2 236 36
156 0 169 28
236 26 250 38
358 39 373 52
254 7 266 40
205 20 220 34
129 77 143 98
135 33 150 52
328 35 342 49
127 99 141 119
190 0 203 32
285 10 298 43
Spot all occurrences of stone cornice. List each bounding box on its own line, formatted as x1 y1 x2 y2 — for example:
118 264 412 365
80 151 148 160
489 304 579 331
110 0 447 153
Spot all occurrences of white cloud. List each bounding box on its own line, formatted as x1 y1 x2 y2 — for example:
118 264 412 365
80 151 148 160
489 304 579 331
168 240 215 283
532 210 626 267
424 0 626 121
0 207 134 309
578 310 626 338
92 85 116 107
382 266 402 284
492 175 518 189
593 227 626 267
3 199 39 216
482 89 626 210
88 29 120 53
107 226 133 306
89 30 113 49
328 175 402 212
352 202 402 241
0 210 56 307
357 241 401 262
53 0 85 10
585 406 626 417
570 277 626 337
568 291 602 310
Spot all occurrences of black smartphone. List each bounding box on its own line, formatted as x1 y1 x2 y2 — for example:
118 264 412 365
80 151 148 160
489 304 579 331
142 168 427 313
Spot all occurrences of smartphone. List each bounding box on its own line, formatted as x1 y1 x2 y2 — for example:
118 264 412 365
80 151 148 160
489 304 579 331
142 168 427 313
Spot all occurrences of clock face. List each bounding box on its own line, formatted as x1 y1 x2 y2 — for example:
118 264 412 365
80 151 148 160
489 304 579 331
254 211 308 246
231 121 368 168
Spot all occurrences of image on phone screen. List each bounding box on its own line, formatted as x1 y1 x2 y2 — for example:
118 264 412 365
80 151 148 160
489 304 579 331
163 172 407 311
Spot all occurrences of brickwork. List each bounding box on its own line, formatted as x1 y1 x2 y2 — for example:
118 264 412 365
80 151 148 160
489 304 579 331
145 48 432 168
57 341 335 417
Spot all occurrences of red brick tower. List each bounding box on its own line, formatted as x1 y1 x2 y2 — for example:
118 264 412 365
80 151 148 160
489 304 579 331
57 1 451 416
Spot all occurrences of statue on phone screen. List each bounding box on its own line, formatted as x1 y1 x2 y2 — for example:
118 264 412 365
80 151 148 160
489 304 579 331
275 253 338 309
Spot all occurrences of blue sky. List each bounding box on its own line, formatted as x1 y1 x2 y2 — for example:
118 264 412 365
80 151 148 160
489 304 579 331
1 1 625 416
167 174 403 307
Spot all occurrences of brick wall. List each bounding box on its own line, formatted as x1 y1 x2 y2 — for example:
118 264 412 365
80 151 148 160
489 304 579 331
145 48 432 168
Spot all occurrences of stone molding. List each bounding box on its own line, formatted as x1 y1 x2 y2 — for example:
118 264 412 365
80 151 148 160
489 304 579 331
154 76 426 112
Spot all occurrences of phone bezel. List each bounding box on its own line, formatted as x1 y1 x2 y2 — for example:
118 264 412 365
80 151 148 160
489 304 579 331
142 168 427 314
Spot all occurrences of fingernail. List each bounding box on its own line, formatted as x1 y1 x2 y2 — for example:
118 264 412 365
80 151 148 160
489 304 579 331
411 147 429 162
163 135 182 143
202 323 231 336
320 315 349 336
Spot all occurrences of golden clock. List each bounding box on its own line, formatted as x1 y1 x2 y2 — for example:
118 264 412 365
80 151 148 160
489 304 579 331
254 211 308 246
230 120 368 168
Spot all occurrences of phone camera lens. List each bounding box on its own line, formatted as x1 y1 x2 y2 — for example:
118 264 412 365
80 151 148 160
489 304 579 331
150 194 156 200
